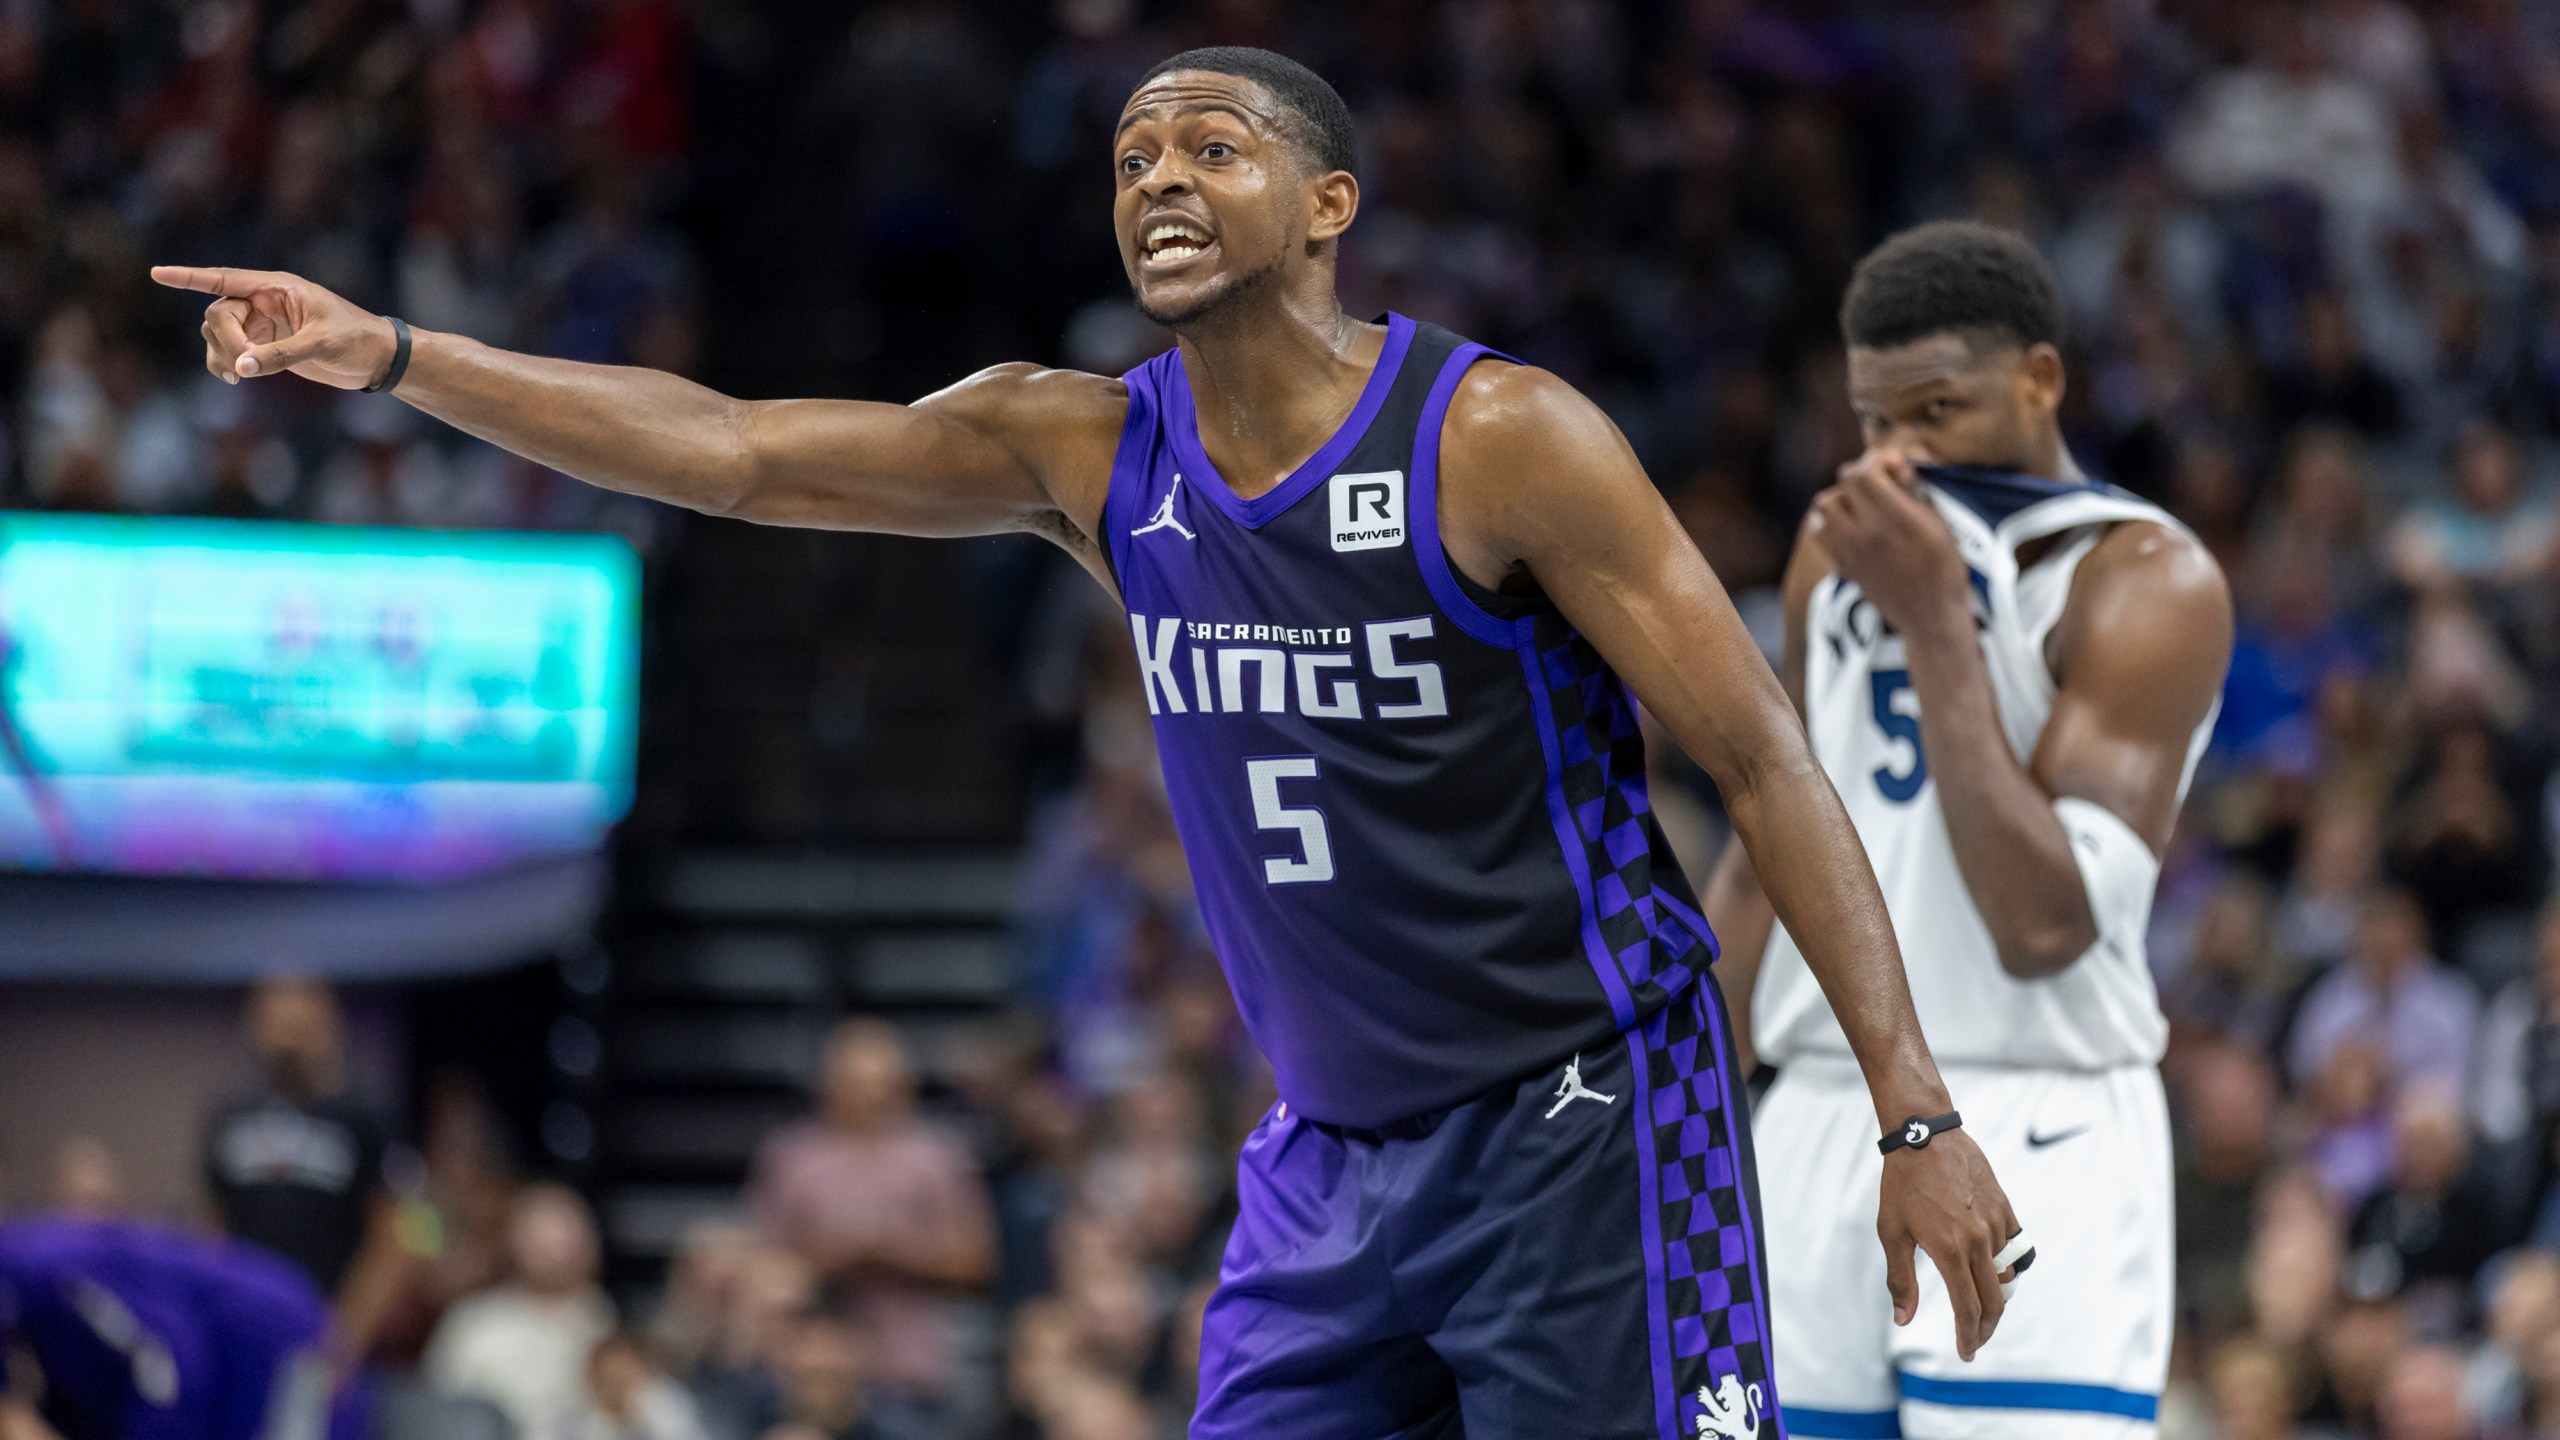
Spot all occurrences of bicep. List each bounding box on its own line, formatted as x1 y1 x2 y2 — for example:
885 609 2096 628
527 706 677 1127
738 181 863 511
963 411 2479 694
734 396 1047 535
732 366 1118 545
2028 530 2233 851
1452 376 1802 785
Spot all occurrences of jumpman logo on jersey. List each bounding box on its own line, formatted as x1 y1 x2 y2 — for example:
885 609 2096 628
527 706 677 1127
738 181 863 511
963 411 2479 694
1543 1054 1616 1118
1693 1376 1767 1438
1131 474 1196 541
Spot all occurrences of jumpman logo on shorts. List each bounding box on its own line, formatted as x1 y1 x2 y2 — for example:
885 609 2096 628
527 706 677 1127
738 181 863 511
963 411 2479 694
1544 1054 1616 1118
1131 474 1197 540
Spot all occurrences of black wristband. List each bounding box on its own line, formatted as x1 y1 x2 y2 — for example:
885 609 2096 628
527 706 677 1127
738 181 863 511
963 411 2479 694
364 316 413 394
1878 1111 1962 1156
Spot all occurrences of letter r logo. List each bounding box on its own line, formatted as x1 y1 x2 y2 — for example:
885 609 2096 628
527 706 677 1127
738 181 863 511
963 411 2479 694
1328 470 1407 553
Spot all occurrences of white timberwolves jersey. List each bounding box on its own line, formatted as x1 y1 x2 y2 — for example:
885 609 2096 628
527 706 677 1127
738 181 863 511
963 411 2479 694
1753 473 2216 1071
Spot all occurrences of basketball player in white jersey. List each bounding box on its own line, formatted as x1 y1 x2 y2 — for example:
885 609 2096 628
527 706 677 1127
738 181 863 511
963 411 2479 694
1704 221 2233 1439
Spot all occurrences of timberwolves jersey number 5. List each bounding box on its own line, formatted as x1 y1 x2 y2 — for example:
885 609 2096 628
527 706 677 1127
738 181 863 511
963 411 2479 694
1100 313 1721 1132
1751 467 2216 1073
1750 467 2216 1439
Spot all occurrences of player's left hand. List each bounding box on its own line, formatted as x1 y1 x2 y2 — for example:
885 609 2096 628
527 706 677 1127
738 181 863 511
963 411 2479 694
1876 1128 2022 1362
1808 447 1970 637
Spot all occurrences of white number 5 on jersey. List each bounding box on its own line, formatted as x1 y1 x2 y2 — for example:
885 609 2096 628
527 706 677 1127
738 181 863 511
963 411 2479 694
1246 757 1335 883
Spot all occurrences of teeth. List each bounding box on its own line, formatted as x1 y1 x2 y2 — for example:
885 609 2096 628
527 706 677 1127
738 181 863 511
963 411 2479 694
1146 221 1209 256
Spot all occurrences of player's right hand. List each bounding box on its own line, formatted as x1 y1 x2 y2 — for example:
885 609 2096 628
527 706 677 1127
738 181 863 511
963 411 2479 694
149 266 399 391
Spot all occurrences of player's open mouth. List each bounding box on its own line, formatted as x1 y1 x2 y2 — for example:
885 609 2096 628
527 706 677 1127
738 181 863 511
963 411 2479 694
1141 219 1216 269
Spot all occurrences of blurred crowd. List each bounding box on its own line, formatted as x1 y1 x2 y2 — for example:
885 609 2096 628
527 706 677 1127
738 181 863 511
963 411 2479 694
0 0 688 536
12 971 1254 1440
17 1 2560 1439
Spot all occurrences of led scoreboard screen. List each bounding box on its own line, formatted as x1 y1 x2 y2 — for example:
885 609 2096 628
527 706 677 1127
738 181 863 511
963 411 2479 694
0 513 639 882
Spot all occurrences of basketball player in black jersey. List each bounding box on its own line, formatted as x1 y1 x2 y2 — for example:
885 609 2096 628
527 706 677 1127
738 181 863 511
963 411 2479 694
158 46 2019 1440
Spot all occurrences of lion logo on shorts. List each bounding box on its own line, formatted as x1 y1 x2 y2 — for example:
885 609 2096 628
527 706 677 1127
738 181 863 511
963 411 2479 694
1693 1374 1766 1438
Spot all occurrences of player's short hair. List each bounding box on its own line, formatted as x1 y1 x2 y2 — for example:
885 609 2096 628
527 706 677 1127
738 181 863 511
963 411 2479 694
1841 220 2063 354
1137 47 1358 178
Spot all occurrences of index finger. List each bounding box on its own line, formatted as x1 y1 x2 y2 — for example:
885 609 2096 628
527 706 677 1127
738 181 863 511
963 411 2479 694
149 265 291 298
1847 449 1921 499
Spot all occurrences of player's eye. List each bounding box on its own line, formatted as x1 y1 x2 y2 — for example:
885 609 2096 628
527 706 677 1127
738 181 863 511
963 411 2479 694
1202 141 1235 160
1926 397 1963 421
1119 151 1148 176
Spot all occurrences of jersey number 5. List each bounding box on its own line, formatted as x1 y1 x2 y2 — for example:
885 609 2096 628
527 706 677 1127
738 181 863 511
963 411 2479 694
1246 757 1334 884
1870 668 1927 802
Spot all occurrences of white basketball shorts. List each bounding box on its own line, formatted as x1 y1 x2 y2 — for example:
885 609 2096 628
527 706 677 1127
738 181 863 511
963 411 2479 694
1752 1056 2172 1439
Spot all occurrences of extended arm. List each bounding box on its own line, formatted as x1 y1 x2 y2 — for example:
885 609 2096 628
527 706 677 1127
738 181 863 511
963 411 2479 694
1440 363 2020 1359
1698 517 1831 1074
149 266 1125 575
1809 453 2232 977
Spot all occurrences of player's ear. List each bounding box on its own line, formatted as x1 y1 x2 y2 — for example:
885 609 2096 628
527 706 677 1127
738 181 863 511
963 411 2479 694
2020 342 2065 416
1307 169 1358 251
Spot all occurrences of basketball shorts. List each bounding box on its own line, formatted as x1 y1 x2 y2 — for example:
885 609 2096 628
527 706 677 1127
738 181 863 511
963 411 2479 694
1753 1056 2172 1439
1193 984 1787 1439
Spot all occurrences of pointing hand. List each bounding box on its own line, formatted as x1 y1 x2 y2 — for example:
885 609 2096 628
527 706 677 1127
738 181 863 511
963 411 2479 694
149 266 399 391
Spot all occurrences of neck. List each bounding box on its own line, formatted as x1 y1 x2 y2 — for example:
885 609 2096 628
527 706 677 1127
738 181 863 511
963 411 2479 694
2042 438 2081 484
1174 282 1382 500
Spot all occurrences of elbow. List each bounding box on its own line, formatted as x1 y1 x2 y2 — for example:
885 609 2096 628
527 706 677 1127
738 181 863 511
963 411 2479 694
1719 739 1823 822
706 398 769 520
1994 915 2099 980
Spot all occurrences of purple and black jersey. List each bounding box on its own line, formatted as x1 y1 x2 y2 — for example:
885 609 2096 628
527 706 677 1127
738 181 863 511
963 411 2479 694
1102 313 1718 1129
0 1218 354 1440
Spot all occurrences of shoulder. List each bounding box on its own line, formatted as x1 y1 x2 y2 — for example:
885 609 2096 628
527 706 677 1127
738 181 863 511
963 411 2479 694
914 363 1133 560
1440 359 1627 473
920 363 1130 446
2084 516 2226 593
2063 517 2233 657
1436 360 1650 568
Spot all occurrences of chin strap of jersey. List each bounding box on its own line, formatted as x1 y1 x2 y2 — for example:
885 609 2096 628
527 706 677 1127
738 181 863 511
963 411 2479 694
1877 1111 1963 1156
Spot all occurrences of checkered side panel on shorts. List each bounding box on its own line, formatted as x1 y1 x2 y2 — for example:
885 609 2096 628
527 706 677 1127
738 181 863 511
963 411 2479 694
1640 992 1781 1439
1532 613 1716 1009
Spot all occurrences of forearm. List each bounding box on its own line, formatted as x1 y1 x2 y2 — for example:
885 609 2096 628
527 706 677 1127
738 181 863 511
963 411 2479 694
1899 612 2095 977
1699 839 1774 1074
394 329 757 514
157 266 1094 538
1724 750 1949 1125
